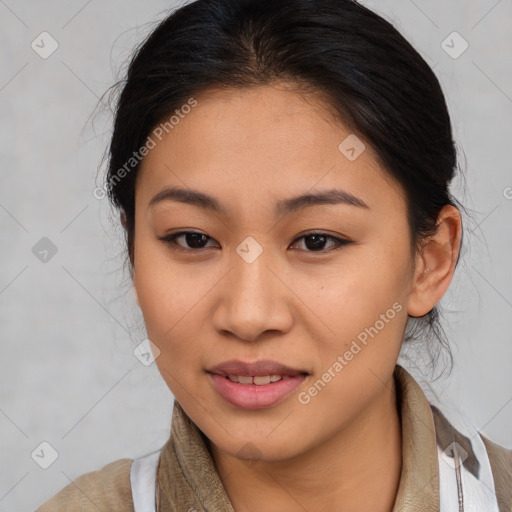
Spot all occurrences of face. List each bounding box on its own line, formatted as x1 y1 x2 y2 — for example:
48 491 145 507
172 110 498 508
133 83 416 463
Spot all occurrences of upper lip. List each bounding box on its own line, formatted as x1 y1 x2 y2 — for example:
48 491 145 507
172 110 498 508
207 359 309 377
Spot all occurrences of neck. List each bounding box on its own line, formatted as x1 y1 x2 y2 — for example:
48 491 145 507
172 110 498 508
208 374 402 512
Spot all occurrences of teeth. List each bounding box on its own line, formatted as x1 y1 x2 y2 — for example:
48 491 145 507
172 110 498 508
226 374 286 385
253 376 271 385
237 375 254 385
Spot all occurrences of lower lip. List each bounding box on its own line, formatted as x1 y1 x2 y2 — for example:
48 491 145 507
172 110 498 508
207 373 308 410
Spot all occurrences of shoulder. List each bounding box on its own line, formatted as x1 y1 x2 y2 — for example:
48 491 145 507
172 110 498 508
481 435 512 512
36 458 134 512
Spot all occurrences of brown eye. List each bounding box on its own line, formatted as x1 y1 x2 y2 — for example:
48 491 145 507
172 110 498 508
290 232 352 253
158 231 351 254
158 232 219 251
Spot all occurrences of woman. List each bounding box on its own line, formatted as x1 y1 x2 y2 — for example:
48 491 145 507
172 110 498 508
37 0 511 510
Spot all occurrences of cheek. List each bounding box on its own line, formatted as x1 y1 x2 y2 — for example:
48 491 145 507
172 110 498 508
315 246 409 329
134 228 196 319
307 244 411 378
133 244 196 352
136 266 204 398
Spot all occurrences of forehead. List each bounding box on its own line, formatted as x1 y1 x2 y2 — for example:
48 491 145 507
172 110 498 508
136 84 406 217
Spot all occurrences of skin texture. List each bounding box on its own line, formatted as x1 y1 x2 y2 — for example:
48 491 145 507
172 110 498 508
132 83 462 512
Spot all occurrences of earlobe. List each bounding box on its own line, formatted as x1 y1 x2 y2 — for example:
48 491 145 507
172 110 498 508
407 265 434 318
407 205 462 318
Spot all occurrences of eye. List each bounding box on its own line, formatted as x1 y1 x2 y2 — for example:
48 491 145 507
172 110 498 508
290 232 352 253
158 231 352 253
158 231 219 251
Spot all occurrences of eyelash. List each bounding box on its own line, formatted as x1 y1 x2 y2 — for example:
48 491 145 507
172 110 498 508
158 231 352 254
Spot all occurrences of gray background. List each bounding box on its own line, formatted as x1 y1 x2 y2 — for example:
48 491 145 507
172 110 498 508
0 0 511 510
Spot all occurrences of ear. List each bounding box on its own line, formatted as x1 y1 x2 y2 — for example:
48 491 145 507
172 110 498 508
407 205 462 318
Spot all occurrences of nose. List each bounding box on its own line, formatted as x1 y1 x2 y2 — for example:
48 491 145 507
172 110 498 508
211 247 293 342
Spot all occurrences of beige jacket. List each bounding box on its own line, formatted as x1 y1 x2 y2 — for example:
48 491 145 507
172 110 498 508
37 365 512 511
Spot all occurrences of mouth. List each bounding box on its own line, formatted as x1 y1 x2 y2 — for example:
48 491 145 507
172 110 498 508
206 359 310 409
218 374 306 385
207 358 309 378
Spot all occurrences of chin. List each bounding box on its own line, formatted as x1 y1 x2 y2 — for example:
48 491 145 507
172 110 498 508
208 428 309 464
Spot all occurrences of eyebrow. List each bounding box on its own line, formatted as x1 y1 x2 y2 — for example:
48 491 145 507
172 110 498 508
149 186 369 216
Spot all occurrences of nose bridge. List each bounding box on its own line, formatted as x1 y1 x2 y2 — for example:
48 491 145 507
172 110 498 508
229 240 276 311
212 237 291 340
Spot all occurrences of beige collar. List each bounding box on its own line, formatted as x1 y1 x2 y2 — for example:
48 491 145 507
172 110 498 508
157 365 440 511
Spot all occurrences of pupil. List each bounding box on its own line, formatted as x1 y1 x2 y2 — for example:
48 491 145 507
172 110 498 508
306 234 326 251
187 233 207 248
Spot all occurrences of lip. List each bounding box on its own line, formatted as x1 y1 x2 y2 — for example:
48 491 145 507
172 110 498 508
207 359 308 377
207 372 307 410
206 359 309 410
